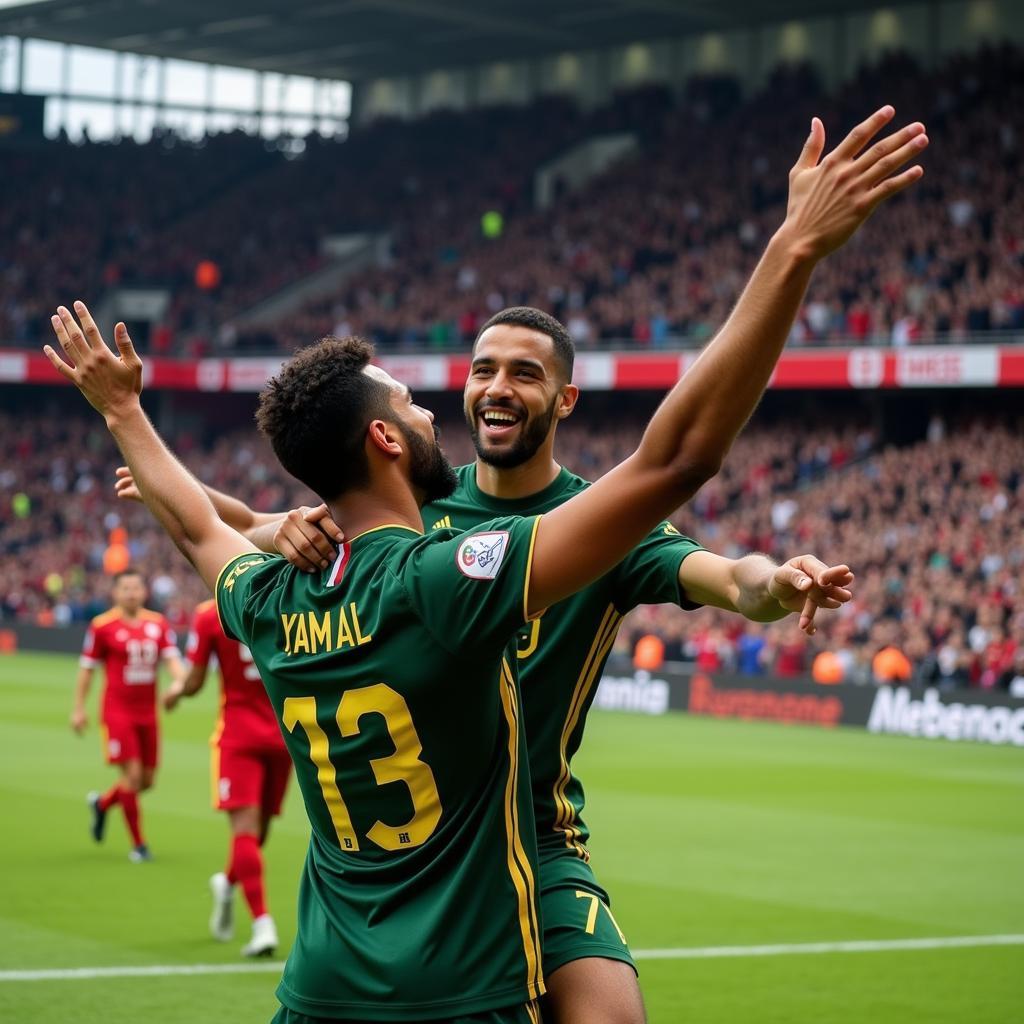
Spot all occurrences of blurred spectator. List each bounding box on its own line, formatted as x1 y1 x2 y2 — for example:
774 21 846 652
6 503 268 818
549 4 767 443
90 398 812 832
1 402 1021 699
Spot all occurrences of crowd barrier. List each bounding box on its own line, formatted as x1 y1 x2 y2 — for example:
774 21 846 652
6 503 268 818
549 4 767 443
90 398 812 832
595 658 1024 747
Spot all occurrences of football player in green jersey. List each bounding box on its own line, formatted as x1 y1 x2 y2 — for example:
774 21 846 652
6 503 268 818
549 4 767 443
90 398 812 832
88 105 926 1022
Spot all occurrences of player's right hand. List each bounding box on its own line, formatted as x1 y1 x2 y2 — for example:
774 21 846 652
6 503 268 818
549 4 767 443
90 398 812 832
70 708 88 734
275 505 345 573
114 466 143 502
162 681 185 712
782 106 928 263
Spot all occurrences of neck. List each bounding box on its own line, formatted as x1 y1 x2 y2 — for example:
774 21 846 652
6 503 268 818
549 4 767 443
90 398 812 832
474 452 561 500
119 608 141 620
327 488 425 542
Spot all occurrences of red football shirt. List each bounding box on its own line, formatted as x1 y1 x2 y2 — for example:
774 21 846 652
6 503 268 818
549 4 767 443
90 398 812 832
80 608 178 721
185 600 285 750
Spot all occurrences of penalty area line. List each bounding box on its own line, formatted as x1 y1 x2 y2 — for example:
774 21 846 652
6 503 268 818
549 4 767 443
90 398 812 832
2 934 1023 981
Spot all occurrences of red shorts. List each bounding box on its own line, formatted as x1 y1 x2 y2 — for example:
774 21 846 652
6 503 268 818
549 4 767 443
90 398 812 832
211 743 292 817
102 717 159 769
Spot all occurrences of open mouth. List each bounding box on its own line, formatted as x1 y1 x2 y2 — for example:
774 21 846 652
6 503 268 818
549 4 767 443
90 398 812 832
477 407 522 439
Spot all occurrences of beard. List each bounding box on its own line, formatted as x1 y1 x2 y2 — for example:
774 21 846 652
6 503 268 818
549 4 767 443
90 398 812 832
467 397 558 469
399 421 458 505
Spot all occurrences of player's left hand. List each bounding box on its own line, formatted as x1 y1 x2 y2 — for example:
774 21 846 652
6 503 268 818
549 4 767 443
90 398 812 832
275 505 345 572
767 556 855 636
114 466 143 502
43 301 143 419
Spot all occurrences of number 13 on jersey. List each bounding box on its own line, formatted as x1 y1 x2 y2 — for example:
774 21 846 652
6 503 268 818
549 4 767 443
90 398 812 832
283 684 442 853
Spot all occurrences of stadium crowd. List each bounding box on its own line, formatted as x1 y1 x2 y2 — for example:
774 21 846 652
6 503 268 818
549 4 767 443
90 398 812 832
3 407 1021 691
2 46 1023 355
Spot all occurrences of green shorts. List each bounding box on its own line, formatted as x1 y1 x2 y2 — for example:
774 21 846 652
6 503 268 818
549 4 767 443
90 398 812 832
538 851 637 978
270 1001 541 1024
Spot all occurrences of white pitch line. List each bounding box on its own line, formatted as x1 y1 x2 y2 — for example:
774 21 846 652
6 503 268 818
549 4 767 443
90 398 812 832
2 934 1022 982
633 933 1024 960
0 962 284 982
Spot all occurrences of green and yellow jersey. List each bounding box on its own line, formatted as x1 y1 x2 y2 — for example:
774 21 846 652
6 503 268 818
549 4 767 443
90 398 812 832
216 518 545 1021
425 466 704 878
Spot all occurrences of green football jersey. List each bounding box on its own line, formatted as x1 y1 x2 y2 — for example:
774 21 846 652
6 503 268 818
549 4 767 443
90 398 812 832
425 465 704 873
216 517 545 1021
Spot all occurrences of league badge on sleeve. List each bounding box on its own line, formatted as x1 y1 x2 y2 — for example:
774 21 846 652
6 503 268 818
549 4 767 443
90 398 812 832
456 531 509 580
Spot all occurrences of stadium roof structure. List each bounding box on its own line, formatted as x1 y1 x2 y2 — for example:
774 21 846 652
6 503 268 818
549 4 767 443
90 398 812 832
0 0 912 82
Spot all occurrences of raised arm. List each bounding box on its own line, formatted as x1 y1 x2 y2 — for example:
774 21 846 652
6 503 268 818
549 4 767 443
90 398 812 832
45 303 255 591
116 467 342 570
528 107 927 614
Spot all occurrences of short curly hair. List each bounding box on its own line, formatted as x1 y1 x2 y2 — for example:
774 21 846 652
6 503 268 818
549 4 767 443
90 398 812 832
476 306 574 382
255 336 393 500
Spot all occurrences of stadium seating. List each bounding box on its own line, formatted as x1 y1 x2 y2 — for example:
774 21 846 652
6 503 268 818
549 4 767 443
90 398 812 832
3 407 1020 689
2 46 1022 355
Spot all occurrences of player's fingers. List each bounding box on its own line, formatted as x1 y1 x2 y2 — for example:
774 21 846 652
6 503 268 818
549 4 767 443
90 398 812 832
56 305 90 359
43 343 77 382
799 596 819 635
830 105 895 162
867 164 925 209
50 312 82 361
276 533 321 573
859 130 928 188
73 300 102 349
789 553 835 584
115 465 131 478
855 121 924 171
303 504 346 543
808 596 843 610
819 564 854 585
295 519 336 565
792 116 825 172
114 321 143 370
781 565 814 592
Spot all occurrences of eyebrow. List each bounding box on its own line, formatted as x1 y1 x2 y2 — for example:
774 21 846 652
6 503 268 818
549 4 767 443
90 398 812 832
471 356 545 373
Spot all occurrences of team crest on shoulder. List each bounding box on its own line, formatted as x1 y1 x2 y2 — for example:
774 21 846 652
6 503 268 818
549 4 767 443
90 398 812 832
456 531 509 580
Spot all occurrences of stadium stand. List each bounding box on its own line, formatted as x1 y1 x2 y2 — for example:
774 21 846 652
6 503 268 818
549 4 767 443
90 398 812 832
2 46 1022 355
3 405 1021 689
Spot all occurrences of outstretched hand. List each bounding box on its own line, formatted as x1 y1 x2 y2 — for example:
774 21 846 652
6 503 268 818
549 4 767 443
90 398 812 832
767 556 855 636
784 106 928 262
44 301 143 419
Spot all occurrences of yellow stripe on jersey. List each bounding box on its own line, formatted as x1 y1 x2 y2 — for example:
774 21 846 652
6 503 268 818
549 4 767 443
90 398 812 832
498 659 544 1000
501 659 542 992
525 999 541 1024
431 515 452 531
347 523 422 541
522 516 543 624
552 603 622 859
550 604 616 848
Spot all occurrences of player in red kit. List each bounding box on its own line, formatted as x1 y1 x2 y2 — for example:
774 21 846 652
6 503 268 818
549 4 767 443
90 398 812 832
163 599 292 957
73 568 184 862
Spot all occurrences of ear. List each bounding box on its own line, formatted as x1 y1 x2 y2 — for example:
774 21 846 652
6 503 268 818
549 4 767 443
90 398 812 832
556 384 580 420
367 419 404 459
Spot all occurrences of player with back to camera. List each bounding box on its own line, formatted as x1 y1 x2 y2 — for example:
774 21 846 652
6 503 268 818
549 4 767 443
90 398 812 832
74 568 184 862
163 599 293 957
157 110 927 1022
54 105 926 1023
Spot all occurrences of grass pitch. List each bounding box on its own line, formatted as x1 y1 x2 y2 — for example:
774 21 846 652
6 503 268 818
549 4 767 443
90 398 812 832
0 651 1020 1023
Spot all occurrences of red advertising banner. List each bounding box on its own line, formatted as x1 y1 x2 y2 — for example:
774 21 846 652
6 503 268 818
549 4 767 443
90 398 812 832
5 345 1022 393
